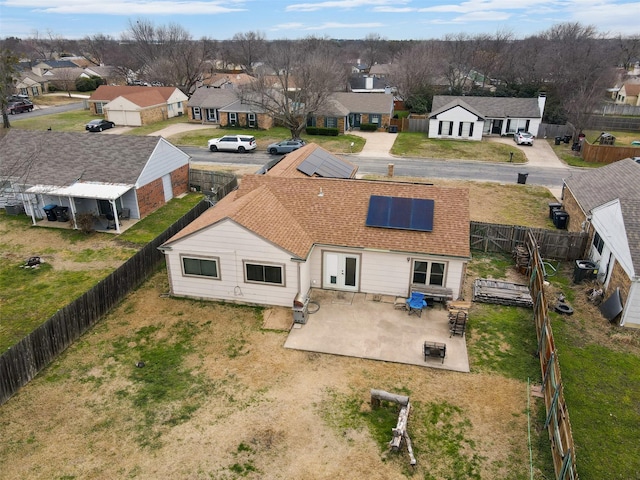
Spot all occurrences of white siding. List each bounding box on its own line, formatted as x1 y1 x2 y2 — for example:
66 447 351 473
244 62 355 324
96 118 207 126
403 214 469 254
308 246 466 299
164 220 299 307
428 106 483 141
621 282 640 328
592 200 635 278
137 139 190 188
104 97 143 126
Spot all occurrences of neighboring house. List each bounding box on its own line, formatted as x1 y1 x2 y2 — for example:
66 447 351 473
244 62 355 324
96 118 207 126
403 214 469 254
262 143 358 178
187 86 273 129
159 174 470 308
82 65 120 85
87 85 188 126
369 63 393 78
309 92 395 133
615 82 640 106
200 72 254 89
429 95 546 140
0 130 190 233
348 75 393 94
15 71 47 97
561 158 640 328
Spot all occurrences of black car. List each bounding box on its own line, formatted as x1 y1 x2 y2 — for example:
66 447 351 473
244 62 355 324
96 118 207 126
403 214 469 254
7 101 34 114
85 119 115 132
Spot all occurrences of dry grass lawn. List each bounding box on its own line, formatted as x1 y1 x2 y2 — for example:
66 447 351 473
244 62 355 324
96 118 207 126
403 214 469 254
0 271 540 479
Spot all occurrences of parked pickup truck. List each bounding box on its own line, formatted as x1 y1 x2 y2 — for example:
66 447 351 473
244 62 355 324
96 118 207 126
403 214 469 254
7 101 34 114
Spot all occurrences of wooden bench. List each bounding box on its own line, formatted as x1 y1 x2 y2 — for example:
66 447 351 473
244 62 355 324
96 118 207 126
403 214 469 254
423 341 446 364
411 285 453 306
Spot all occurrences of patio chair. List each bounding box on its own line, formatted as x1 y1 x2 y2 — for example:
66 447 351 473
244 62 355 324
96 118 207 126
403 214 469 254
406 291 427 317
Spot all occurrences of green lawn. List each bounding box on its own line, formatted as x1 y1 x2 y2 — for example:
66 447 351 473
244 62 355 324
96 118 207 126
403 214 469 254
391 132 527 163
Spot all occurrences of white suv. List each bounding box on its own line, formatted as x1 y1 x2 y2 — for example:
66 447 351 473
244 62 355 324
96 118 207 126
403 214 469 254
208 135 257 153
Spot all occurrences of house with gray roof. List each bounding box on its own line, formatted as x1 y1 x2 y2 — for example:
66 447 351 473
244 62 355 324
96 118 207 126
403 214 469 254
561 158 640 327
308 92 395 133
0 129 190 234
428 95 546 140
187 86 274 129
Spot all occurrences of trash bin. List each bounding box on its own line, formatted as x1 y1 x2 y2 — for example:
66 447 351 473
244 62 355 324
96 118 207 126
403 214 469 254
552 210 569 229
573 260 598 284
54 206 69 222
554 136 562 145
388 125 398 133
43 204 58 221
563 134 572 144
548 202 562 219
517 173 528 184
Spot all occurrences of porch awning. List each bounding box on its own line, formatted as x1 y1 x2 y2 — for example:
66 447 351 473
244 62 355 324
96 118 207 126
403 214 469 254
26 182 133 200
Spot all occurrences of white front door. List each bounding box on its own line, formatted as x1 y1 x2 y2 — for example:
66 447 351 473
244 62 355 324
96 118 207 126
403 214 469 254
323 252 359 291
162 174 173 202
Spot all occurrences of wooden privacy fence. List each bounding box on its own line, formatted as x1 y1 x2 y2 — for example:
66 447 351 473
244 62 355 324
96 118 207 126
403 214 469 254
0 199 210 405
525 230 578 480
470 221 588 261
580 141 640 164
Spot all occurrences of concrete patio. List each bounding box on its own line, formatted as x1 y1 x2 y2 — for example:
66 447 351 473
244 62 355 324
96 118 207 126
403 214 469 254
283 289 470 372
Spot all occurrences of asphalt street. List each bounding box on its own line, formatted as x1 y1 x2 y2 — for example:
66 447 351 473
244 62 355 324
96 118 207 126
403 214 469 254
182 146 573 192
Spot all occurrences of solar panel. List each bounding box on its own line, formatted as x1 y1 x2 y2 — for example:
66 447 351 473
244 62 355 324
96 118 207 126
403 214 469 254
297 149 355 178
365 195 434 232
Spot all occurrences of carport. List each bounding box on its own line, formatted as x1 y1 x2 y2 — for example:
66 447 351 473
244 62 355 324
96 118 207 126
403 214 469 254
284 290 470 372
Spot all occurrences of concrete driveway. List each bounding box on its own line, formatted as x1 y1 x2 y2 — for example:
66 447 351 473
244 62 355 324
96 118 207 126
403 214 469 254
283 289 470 373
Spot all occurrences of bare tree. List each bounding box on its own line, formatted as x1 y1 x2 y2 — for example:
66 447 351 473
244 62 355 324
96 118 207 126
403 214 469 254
229 31 267 74
0 49 19 129
388 41 440 113
240 37 346 139
80 34 114 66
439 33 478 94
124 19 209 92
361 33 387 70
615 34 640 72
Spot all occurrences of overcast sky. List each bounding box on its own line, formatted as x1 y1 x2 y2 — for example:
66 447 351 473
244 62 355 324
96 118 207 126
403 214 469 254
0 0 638 41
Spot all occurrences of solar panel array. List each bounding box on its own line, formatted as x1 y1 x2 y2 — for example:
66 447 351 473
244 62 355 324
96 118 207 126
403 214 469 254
297 149 355 178
365 195 435 232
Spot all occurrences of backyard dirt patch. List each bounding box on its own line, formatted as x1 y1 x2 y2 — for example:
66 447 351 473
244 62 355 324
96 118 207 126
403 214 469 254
0 272 538 479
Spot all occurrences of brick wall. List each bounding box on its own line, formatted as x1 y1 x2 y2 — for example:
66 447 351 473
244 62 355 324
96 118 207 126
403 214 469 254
171 164 189 197
136 177 165 218
140 106 167 125
608 260 631 304
561 188 588 234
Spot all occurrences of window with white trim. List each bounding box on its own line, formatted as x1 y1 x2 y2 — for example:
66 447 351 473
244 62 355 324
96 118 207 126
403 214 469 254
182 256 220 279
244 262 284 286
248 113 256 127
228 112 238 124
458 122 474 137
193 107 201 119
412 260 446 287
96 102 106 114
593 232 604 255
369 114 381 124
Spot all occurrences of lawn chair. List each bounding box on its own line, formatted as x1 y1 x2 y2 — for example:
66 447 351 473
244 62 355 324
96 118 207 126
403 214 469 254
406 291 427 317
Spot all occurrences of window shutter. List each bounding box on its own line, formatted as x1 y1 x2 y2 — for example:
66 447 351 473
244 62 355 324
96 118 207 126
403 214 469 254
525 119 530 131
469 123 474 137
438 121 442 135
448 122 453 135
458 122 463 136
506 119 511 132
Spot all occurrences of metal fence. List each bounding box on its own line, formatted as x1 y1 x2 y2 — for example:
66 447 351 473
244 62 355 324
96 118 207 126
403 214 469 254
470 221 588 261
525 230 578 480
0 199 210 405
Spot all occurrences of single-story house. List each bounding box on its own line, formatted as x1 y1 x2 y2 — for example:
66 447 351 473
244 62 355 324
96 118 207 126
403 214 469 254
159 175 470 308
309 92 395 133
615 82 640 106
348 75 393 94
262 143 358 179
187 86 274 129
0 129 190 234
15 72 48 97
561 158 640 327
87 85 188 126
429 95 546 140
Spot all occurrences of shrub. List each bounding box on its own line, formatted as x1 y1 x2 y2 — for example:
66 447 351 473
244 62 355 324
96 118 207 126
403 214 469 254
360 123 379 131
75 77 97 92
76 213 97 234
305 127 339 136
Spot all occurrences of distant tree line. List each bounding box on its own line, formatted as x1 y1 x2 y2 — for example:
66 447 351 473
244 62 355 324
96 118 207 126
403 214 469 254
1 21 639 134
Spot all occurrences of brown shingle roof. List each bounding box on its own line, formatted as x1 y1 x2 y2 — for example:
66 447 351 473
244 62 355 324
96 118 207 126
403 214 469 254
164 175 470 260
89 85 180 104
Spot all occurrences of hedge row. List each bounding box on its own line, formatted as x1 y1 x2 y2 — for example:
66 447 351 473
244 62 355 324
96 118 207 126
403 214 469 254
305 127 339 136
